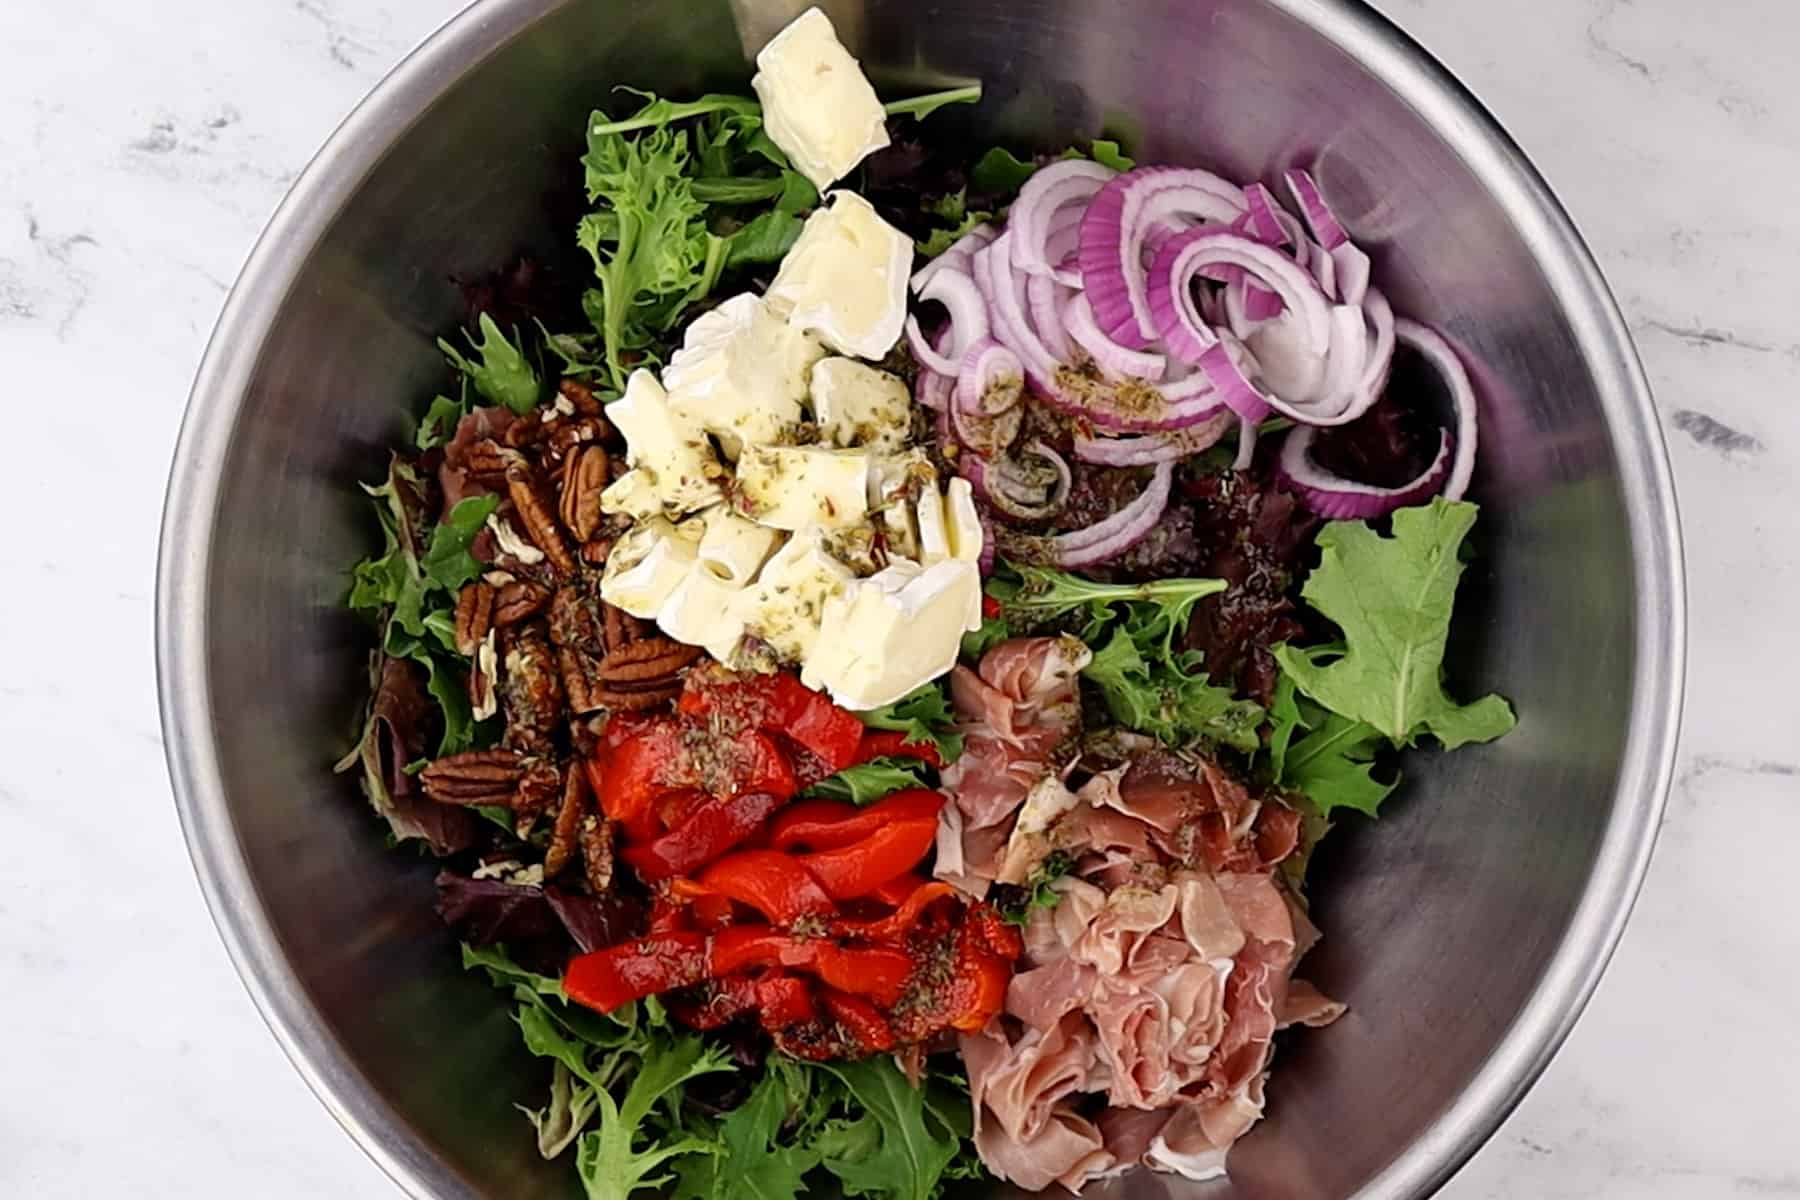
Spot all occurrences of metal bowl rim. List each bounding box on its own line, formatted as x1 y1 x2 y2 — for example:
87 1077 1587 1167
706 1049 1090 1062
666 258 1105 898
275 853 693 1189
155 1 1686 1196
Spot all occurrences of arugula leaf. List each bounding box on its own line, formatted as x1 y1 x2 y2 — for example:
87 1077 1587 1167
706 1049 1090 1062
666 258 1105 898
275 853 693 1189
1088 138 1135 171
969 146 1036 196
857 682 965 763
1082 627 1263 753
815 1057 962 1200
1272 499 1516 748
960 611 1011 659
523 1060 603 1159
439 314 542 414
1267 675 1398 818
590 90 763 137
725 210 806 269
575 1035 733 1200
804 757 933 806
673 1073 818 1200
414 394 465 451
882 83 983 121
1002 563 1225 650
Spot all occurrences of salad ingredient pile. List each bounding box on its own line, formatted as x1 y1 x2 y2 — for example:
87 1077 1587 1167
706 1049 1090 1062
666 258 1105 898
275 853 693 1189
340 7 1517 1198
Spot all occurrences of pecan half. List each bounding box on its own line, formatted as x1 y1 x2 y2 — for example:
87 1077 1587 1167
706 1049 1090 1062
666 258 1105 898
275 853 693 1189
493 578 552 626
546 418 604 462
503 408 554 449
601 602 651 654
593 682 684 710
580 814 616 894
558 445 609 543
544 764 590 878
463 438 522 481
548 585 605 653
558 645 606 715
559 378 606 420
506 465 576 577
598 636 703 684
580 536 615 566
501 625 566 754
420 749 524 806
454 581 495 657
513 758 562 836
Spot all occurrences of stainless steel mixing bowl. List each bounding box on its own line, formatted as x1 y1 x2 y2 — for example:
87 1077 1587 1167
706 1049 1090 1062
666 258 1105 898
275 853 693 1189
156 1 1685 1196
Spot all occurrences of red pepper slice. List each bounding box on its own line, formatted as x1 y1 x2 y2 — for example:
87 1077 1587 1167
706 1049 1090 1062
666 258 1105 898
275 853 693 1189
622 790 788 883
602 727 798 843
867 872 929 908
800 817 940 900
819 988 897 1053
681 673 865 772
707 928 913 1007
677 973 817 1032
768 789 944 852
981 593 1003 620
697 850 837 925
944 927 1013 1034
831 881 958 942
852 729 946 770
564 931 707 1014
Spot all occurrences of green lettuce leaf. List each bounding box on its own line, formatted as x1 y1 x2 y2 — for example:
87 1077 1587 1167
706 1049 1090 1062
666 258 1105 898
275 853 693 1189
803 757 933 806
1267 675 1398 818
590 90 762 137
1082 627 1263 753
420 495 500 593
672 1073 818 1200
1272 499 1516 748
856 682 965 763
575 1036 734 1200
882 84 983 121
814 1058 963 1200
969 147 1035 196
439 313 542 414
1088 138 1135 171
414 393 466 451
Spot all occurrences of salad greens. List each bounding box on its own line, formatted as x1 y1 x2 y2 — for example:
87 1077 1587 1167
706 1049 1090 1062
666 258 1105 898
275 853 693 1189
1273 499 1516 750
856 680 966 763
465 944 981 1200
805 757 936 805
439 313 543 413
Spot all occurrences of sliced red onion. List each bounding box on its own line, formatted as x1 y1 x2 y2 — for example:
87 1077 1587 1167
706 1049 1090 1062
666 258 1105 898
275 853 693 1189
973 233 1064 393
1065 293 1166 380
1074 411 1233 465
1395 318 1478 500
955 339 1025 416
1045 462 1173 567
1010 160 1115 286
905 266 989 376
975 505 996 575
1147 228 1332 368
1279 425 1452 519
914 326 953 412
1330 242 1371 307
1242 184 1289 246
1360 288 1396 397
912 222 997 291
1284 169 1348 250
1079 167 1247 349
1275 318 1479 517
1199 339 1272 423
1233 413 1259 471
1027 274 1073 363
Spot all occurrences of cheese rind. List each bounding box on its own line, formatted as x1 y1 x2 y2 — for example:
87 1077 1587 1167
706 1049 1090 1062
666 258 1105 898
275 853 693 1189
664 294 824 460
802 559 981 710
750 8 890 192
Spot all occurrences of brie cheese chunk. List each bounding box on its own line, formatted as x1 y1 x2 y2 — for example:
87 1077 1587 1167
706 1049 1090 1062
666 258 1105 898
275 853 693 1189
765 191 911 359
605 369 724 517
659 564 750 663
734 444 871 530
696 505 784 587
601 516 702 619
664 294 824 460
750 7 890 192
730 525 856 663
810 357 912 454
867 449 935 562
801 558 981 709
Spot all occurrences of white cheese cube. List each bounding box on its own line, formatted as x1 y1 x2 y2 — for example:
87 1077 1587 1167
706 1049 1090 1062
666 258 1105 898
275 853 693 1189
664 294 824 460
730 526 855 662
750 8 890 192
944 477 986 630
801 559 980 709
658 564 750 663
600 469 661 520
810 357 912 454
696 505 784 587
765 192 911 359
734 444 871 530
601 516 702 618
867 449 936 562
607 369 724 517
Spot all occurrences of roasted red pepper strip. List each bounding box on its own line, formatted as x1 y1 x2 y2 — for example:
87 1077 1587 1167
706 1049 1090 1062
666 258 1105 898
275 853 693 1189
831 881 958 942
698 850 837 924
800 817 940 900
622 790 788 883
852 729 945 769
819 988 897 1052
603 727 798 841
944 923 1014 1034
681 674 865 772
768 789 944 852
677 973 817 1032
867 872 930 908
707 928 913 1007
564 931 707 1014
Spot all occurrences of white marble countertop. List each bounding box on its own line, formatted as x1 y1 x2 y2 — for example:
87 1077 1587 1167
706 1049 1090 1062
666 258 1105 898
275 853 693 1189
3 0 1795 1196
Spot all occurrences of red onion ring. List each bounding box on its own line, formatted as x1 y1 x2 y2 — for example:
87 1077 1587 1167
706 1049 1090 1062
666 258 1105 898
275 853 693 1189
1147 228 1332 367
1065 293 1166 380
1010 159 1115 286
904 266 988 377
912 222 997 292
1044 461 1174 567
1073 411 1233 465
955 339 1025 416
1284 168 1349 250
1078 167 1247 349
1027 274 1073 363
